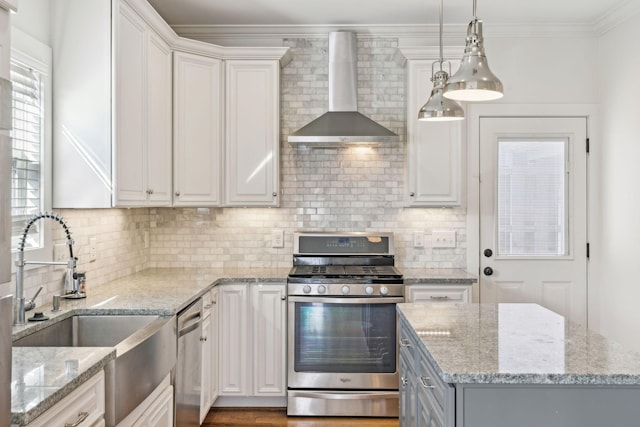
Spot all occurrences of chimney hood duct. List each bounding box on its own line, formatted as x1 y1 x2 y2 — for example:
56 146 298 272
288 31 399 147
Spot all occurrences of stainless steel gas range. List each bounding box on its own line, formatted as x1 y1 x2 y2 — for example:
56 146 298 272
287 232 404 417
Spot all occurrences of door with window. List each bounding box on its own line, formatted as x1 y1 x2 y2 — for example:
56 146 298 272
479 117 588 325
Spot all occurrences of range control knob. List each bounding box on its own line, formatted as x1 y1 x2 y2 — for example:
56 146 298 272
380 286 389 296
303 285 312 294
342 285 351 295
365 286 374 295
317 285 327 294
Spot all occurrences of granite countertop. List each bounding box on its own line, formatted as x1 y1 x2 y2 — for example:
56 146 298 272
10 266 471 424
397 302 640 386
11 347 116 425
11 267 288 425
402 268 477 284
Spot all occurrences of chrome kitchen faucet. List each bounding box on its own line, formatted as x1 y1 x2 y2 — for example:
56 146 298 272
14 212 82 326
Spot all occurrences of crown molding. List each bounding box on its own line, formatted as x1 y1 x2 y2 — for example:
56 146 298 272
171 22 605 47
594 0 640 35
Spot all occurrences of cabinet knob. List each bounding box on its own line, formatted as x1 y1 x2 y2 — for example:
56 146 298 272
409 192 415 197
146 189 154 195
175 191 181 197
272 192 278 197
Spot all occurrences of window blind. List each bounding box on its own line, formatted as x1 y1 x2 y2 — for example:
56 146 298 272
11 61 43 250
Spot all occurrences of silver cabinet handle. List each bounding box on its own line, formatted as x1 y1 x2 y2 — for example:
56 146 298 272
175 191 181 197
399 338 412 347
401 376 408 387
65 411 89 427
272 192 278 197
200 336 207 342
430 296 450 301
419 376 436 389
409 192 415 197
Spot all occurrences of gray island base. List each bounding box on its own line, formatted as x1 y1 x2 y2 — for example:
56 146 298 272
397 302 640 427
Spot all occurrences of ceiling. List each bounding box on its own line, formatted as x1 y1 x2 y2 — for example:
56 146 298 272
146 0 631 28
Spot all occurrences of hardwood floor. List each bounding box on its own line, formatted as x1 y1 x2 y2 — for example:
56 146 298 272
202 408 400 427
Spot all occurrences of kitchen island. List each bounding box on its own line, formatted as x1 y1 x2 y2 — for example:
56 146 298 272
397 302 640 427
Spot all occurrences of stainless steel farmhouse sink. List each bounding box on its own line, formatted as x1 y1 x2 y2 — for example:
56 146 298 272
14 314 177 427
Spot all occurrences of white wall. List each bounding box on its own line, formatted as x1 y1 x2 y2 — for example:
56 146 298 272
10 0 49 44
594 13 640 351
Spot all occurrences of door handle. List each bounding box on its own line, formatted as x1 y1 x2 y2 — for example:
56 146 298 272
484 248 493 257
483 267 494 276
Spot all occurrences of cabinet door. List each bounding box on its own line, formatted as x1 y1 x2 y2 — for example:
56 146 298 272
200 308 212 423
210 288 219 403
251 284 286 396
224 60 279 207
145 31 172 205
114 2 146 205
131 384 173 427
114 2 171 207
400 349 417 427
173 52 223 206
406 60 462 207
219 284 248 395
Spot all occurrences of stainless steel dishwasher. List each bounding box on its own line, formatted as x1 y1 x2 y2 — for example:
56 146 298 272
175 297 203 427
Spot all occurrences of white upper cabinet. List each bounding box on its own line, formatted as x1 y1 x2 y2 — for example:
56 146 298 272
114 2 172 206
400 48 465 207
52 0 174 208
51 1 289 208
173 52 223 206
224 60 280 207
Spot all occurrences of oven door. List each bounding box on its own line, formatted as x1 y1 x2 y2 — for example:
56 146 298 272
288 296 403 390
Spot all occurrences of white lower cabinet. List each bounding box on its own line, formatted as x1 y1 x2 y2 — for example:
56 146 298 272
116 376 172 427
26 371 105 427
200 288 219 423
218 282 286 400
406 285 471 304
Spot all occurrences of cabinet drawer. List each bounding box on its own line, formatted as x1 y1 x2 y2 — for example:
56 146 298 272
399 319 418 362
418 350 448 410
406 285 471 303
28 371 105 427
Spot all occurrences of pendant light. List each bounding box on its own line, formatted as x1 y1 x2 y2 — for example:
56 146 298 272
442 0 503 102
418 0 464 122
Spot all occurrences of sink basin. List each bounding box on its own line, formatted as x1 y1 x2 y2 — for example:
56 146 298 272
14 314 177 427
13 315 160 347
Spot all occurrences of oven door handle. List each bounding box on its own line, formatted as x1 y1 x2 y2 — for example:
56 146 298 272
288 296 404 304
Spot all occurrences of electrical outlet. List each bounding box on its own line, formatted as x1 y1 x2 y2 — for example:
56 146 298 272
413 231 425 248
89 237 97 262
433 230 456 248
271 229 284 248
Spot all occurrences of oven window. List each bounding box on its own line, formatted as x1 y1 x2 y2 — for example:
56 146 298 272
294 302 397 373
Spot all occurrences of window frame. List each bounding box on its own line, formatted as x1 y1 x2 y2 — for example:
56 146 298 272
10 28 52 266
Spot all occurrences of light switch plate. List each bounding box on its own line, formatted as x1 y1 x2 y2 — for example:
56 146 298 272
271 229 284 248
413 231 425 248
433 230 456 248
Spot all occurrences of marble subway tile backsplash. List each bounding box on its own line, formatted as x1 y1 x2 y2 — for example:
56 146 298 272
4 36 467 307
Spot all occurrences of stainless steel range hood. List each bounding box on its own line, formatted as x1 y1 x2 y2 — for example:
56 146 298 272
288 31 399 148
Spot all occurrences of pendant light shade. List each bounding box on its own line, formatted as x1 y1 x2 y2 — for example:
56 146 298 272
443 1 503 102
418 0 464 122
419 69 464 121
